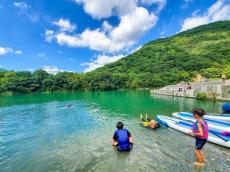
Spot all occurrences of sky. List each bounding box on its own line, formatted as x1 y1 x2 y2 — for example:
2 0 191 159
0 0 230 74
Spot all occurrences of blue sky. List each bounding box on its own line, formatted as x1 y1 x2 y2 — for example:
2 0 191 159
0 0 230 74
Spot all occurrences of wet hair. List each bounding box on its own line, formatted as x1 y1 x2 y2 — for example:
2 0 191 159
116 122 123 129
192 108 206 117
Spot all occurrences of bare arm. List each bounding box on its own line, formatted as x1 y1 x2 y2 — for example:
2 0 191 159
129 136 133 144
112 139 116 145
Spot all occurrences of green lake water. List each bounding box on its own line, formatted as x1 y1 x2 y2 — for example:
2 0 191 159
0 90 229 172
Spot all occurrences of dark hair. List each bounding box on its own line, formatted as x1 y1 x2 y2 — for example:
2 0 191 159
192 108 206 117
116 122 123 129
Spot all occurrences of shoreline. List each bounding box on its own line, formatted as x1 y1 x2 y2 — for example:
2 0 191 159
150 80 230 102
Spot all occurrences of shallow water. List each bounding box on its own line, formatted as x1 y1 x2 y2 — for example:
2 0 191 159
0 91 229 172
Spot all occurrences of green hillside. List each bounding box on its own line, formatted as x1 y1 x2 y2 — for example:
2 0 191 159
92 21 230 88
1 21 230 93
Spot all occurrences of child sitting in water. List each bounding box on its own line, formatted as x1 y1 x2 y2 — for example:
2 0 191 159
112 122 133 151
188 108 208 166
140 114 159 129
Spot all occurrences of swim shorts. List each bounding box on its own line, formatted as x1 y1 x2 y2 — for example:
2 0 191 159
195 138 207 150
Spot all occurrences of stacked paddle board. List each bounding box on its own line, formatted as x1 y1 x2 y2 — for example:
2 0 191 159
156 115 230 148
174 112 230 122
172 112 230 132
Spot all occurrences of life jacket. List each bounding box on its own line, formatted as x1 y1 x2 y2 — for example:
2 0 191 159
142 121 151 127
115 129 132 151
192 119 208 139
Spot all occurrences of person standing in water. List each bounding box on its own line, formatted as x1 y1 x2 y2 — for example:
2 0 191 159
188 108 208 166
112 122 133 151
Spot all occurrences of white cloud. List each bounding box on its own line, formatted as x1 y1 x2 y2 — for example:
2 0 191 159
15 50 23 55
55 29 124 52
82 45 142 72
0 65 2 68
181 0 230 31
47 6 157 53
102 21 113 32
0 47 24 55
45 1 167 53
82 54 124 72
75 0 137 19
0 47 13 55
45 30 55 42
13 2 39 22
42 66 64 75
53 18 76 32
0 47 23 55
13 2 29 10
110 7 157 45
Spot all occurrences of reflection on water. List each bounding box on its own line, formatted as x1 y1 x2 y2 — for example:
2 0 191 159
0 91 229 172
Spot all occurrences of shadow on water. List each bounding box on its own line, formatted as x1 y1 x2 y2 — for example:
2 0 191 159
0 90 229 172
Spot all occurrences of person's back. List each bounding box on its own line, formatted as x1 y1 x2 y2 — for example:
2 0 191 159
112 122 133 151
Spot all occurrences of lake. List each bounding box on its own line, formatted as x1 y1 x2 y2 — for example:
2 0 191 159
0 90 229 172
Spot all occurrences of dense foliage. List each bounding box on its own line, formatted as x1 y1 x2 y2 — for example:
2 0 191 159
1 21 230 93
94 21 230 88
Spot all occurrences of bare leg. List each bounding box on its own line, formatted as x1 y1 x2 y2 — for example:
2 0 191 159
195 150 203 162
194 150 205 166
199 150 206 162
140 114 145 122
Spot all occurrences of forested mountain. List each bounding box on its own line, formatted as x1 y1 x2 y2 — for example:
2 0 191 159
92 21 230 88
1 21 230 93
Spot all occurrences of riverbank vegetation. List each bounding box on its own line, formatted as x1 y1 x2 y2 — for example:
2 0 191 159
1 21 230 94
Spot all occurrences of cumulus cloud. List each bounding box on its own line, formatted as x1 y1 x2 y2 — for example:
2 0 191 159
82 54 124 72
53 18 76 32
46 6 157 53
13 2 29 10
110 7 157 45
41 66 64 75
55 28 124 52
0 47 13 55
75 0 137 19
181 0 230 31
45 30 55 42
102 21 113 32
82 46 142 72
0 47 22 56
